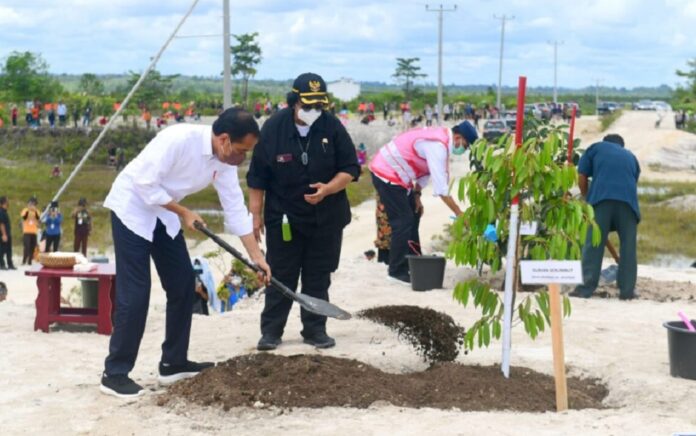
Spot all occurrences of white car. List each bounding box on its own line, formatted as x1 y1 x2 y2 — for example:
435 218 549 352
633 100 655 110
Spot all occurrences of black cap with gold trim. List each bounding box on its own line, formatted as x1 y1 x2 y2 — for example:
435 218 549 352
292 72 329 105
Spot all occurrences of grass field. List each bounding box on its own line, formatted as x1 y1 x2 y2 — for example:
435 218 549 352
0 161 376 258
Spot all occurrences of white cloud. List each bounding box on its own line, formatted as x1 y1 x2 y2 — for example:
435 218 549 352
0 0 694 87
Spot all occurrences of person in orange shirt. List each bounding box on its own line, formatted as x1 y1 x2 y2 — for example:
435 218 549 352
142 109 152 130
31 106 40 127
21 197 40 265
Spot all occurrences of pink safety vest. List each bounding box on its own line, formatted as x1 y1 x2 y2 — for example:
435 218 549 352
369 127 450 189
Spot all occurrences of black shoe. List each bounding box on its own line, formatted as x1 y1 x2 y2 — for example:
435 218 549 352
257 335 282 351
619 294 637 301
158 360 214 386
100 373 144 399
7 266 16 270
568 290 591 299
303 332 336 349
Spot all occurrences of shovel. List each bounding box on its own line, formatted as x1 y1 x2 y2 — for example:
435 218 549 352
600 240 620 284
194 222 351 320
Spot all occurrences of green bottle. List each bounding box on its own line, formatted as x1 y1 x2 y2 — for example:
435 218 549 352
282 214 292 242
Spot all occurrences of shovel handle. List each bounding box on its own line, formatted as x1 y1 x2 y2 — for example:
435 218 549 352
606 240 620 263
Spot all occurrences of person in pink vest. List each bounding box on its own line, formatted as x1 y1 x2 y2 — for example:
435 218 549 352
369 121 478 284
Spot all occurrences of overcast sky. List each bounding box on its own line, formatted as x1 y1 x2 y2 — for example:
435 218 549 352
1 0 694 88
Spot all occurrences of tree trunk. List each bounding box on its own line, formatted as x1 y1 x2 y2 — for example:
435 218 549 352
242 77 249 109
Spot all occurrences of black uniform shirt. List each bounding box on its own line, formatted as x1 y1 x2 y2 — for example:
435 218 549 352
0 208 10 238
247 108 360 229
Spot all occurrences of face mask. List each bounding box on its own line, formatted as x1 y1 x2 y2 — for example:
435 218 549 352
452 145 466 156
298 108 322 127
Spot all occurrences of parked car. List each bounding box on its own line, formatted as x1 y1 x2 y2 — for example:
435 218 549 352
653 100 672 111
563 102 582 118
483 119 510 142
524 104 541 119
632 100 654 110
503 111 517 131
597 101 621 115
534 103 552 120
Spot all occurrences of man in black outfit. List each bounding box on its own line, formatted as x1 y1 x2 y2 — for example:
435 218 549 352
247 73 360 351
0 196 15 270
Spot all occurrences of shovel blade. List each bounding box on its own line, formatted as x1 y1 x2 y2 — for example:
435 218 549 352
600 264 618 284
294 293 352 320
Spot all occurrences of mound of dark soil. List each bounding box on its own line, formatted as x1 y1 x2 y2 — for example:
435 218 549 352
358 305 465 362
158 354 608 412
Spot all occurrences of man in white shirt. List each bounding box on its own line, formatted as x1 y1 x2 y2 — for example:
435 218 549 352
100 108 271 399
369 121 478 283
57 101 67 127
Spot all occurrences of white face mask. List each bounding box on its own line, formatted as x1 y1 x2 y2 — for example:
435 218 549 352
298 108 322 127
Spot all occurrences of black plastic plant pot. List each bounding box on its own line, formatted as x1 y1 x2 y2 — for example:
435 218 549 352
664 320 696 380
407 255 446 292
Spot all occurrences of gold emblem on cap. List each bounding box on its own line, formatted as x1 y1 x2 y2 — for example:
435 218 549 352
308 80 322 92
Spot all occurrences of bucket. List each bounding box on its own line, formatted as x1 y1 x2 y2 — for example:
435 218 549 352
80 278 99 309
407 255 446 292
664 320 696 380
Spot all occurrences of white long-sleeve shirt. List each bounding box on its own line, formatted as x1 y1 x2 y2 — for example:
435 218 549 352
413 140 450 196
104 124 253 242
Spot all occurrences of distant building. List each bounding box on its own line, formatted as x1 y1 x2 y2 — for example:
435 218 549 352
327 78 361 102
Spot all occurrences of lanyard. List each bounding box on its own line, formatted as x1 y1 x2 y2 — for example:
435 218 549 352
296 134 312 166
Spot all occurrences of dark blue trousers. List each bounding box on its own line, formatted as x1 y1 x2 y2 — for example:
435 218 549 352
104 212 195 376
371 173 421 279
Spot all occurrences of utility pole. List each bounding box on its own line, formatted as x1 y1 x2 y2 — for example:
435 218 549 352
593 78 602 116
223 0 232 109
426 4 457 125
548 40 563 104
494 14 514 112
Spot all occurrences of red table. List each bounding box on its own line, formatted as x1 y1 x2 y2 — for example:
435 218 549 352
25 264 116 335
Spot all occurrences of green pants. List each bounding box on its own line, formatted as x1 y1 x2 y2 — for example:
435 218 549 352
575 200 638 298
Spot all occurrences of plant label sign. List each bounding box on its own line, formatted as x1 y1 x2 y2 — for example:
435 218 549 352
520 261 582 285
519 221 538 236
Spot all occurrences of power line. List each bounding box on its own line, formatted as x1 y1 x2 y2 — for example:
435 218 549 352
493 14 514 111
48 0 201 212
426 4 457 125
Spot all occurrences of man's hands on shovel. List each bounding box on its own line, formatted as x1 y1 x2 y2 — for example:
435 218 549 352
193 220 272 286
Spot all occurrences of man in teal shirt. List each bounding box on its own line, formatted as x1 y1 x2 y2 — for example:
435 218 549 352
572 134 640 300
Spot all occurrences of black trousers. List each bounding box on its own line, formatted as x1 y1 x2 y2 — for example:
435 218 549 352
371 173 421 279
104 213 195 376
0 236 13 267
45 234 60 252
74 231 88 256
22 234 37 264
260 221 343 338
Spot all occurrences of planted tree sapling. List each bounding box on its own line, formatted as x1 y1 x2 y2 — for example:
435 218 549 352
448 119 600 350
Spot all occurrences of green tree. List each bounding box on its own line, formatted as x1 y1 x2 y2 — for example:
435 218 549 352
78 73 105 96
448 120 599 350
230 32 262 108
126 69 179 110
392 57 427 100
0 51 61 101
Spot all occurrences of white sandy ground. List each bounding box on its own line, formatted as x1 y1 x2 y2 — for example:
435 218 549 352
2 114 696 435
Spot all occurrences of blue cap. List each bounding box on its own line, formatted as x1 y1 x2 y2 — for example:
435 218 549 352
453 121 478 145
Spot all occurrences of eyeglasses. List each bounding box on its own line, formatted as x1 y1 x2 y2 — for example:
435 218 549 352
301 103 326 111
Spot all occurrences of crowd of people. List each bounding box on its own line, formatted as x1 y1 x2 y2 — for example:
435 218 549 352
0 196 92 269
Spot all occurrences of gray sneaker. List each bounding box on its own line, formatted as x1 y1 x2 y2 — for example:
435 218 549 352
100 373 144 399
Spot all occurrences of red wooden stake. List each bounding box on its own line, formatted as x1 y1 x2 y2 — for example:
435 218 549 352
512 76 527 206
567 106 577 164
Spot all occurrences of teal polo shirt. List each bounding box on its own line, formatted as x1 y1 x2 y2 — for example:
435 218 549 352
577 140 641 221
